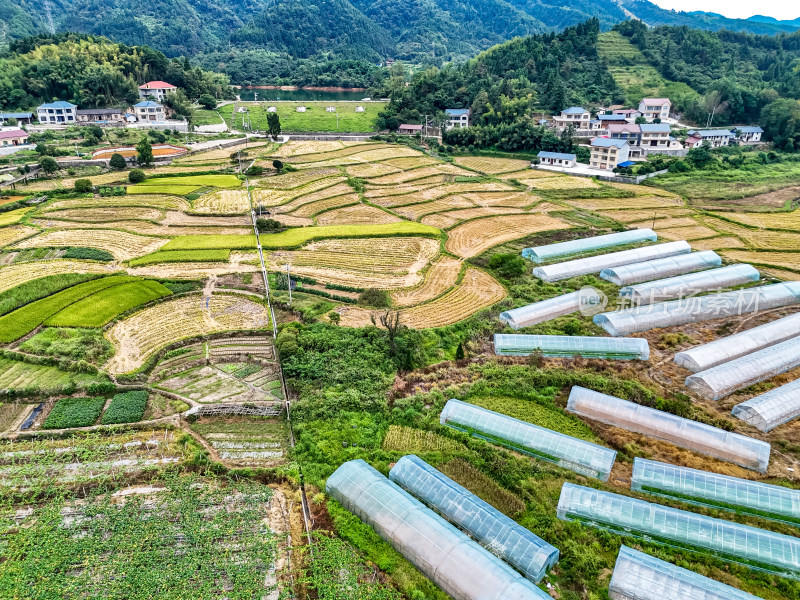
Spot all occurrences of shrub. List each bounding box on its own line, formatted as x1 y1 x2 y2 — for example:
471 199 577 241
39 156 58 174
245 165 264 176
198 94 217 110
101 390 148 424
256 217 282 233
489 253 526 278
74 178 92 193
61 247 114 261
109 153 127 169
272 159 284 171
128 168 146 183
43 397 105 429
357 288 391 308
147 130 166 144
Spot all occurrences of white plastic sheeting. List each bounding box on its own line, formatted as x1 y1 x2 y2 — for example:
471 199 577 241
594 282 800 337
326 460 551 600
494 334 650 360
522 229 657 263
675 312 800 372
609 546 763 600
619 264 760 305
532 241 691 283
600 251 722 286
389 455 559 583
499 289 602 329
733 378 800 432
685 337 800 400
440 399 617 480
566 386 771 472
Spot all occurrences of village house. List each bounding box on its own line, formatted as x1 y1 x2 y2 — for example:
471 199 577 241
537 151 576 167
445 108 470 130
553 107 591 132
398 124 424 135
0 112 33 126
590 137 630 171
637 98 671 122
686 129 736 148
36 101 77 125
596 114 629 128
612 108 642 122
138 81 177 102
639 123 672 149
0 128 29 147
76 108 126 124
735 126 764 144
606 123 641 145
133 100 167 122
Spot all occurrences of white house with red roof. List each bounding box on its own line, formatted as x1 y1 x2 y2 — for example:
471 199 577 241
138 81 177 102
637 98 671 122
0 128 29 147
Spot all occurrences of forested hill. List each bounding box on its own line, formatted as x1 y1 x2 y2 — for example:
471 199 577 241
0 34 229 110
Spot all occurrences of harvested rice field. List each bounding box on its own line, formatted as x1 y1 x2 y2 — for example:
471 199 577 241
13 229 169 261
454 156 531 174
446 213 567 258
315 204 402 225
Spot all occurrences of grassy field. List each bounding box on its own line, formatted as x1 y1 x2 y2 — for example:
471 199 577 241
0 356 108 393
127 249 231 266
0 207 33 226
218 101 386 133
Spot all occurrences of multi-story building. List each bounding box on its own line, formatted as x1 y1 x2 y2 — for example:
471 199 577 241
639 123 672 149
637 98 671 122
445 108 470 129
36 101 77 125
133 101 167 122
735 126 764 144
606 123 641 146
553 107 591 131
590 138 630 171
138 81 177 102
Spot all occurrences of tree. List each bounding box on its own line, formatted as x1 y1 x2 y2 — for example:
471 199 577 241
455 342 465 360
74 179 92 193
488 253 526 278
39 157 58 174
358 288 391 308
635 116 647 125
256 218 282 232
267 112 281 139
272 159 284 171
760 99 800 152
109 153 127 169
198 94 217 110
328 311 341 326
136 136 154 166
163 90 193 121
128 168 146 183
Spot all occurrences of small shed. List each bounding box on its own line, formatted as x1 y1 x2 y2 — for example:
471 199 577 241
355 106 365 113
326 106 336 113
296 106 307 112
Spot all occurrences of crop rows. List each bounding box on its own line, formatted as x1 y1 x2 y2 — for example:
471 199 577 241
524 176 599 189
100 390 149 424
42 396 106 429
14 229 169 260
655 225 720 241
0 225 37 248
723 211 800 230
0 357 105 394
316 204 402 225
289 194 360 218
393 196 476 220
382 425 468 453
271 139 368 157
595 207 696 223
45 194 191 211
446 213 566 258
44 207 165 222
345 162 400 178
566 195 684 210
690 236 746 251
368 165 460 185
391 256 462 307
721 250 800 271
0 207 33 226
255 167 339 189
454 156 531 174
703 216 800 249
292 146 423 167
0 260 114 294
272 181 352 213
281 143 393 162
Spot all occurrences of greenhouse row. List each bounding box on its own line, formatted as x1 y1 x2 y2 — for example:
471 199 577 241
631 458 800 525
619 264 760 305
609 546 762 600
600 250 722 286
532 241 692 283
557 483 800 579
440 399 618 481
388 455 559 583
326 460 551 600
566 387 771 472
674 311 800 372
594 282 800 336
493 334 650 360
499 289 602 329
685 336 800 400
732 378 800 432
521 229 657 263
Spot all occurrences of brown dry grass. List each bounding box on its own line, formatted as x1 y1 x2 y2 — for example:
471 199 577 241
690 236 746 251
391 256 462 307
393 196 476 220
446 213 567 258
0 260 116 293
0 225 38 248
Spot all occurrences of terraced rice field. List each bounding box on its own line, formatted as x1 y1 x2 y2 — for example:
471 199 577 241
454 156 531 174
0 225 37 248
13 229 169 261
699 216 800 249
446 213 566 258
391 256 463 307
45 194 191 211
721 250 800 271
42 207 165 222
717 211 800 230
566 195 684 210
0 260 115 293
315 204 402 225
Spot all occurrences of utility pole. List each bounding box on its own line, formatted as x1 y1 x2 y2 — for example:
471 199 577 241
286 264 292 305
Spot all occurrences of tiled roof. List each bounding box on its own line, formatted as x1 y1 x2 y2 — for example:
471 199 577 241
38 101 76 109
0 112 33 119
606 124 641 133
134 101 163 108
639 123 671 133
0 129 28 139
736 126 763 133
562 106 588 115
591 137 629 149
538 151 576 160
445 108 469 116
77 108 123 115
597 114 627 121
640 98 670 104
139 81 176 89
689 129 736 138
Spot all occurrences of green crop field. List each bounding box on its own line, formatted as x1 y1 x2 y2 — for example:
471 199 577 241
128 249 231 266
218 101 386 133
42 396 106 429
101 390 148 424
138 175 243 188
0 357 108 394
127 185 200 196
0 273 104 316
0 275 138 342
46 280 173 327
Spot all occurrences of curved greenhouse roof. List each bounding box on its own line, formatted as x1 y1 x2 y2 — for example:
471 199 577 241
732 378 800 433
609 546 762 600
631 458 800 525
619 264 760 305
440 399 617 480
522 229 657 263
389 455 559 583
326 460 550 600
499 289 601 330
557 483 800 579
566 386 770 472
594 282 800 337
532 241 691 283
685 336 800 400
674 312 800 372
600 250 721 286
494 334 649 360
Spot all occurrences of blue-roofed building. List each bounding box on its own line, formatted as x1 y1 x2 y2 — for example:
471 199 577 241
554 106 591 132
37 100 77 125
597 114 628 124
133 100 167 122
538 151 576 167
687 129 736 148
444 108 470 130
734 125 764 144
0 112 33 126
639 122 672 149
590 137 630 171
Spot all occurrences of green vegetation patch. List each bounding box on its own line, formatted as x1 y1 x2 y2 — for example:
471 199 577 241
0 275 138 342
0 357 108 395
101 390 148 425
42 397 106 429
61 247 115 261
128 249 231 267
217 102 385 133
0 273 103 316
19 328 115 365
138 174 242 188
46 280 173 328
439 458 526 517
128 184 200 196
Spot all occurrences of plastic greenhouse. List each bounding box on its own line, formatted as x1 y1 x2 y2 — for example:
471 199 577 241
557 483 800 579
499 289 602 330
733 378 800 433
685 336 800 400
600 251 722 286
326 460 550 600
566 387 770 472
631 458 800 525
389 455 559 583
493 334 650 360
609 546 762 600
674 312 800 372
619 264 760 305
440 399 617 480
594 282 800 337
532 241 691 283
521 229 657 263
